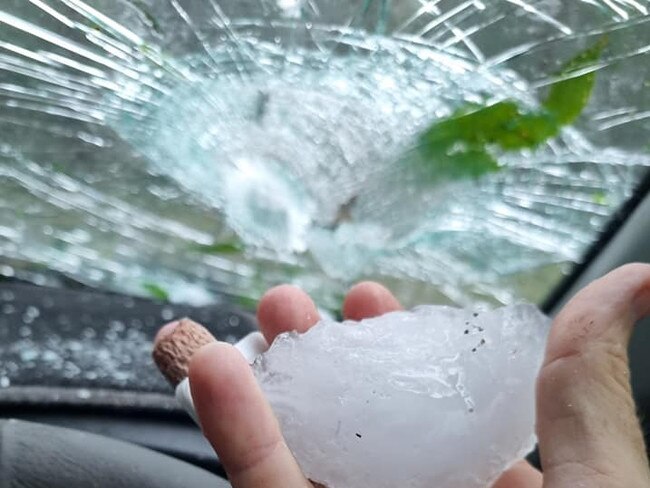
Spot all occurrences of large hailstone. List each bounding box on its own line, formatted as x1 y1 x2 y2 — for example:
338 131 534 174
252 304 550 488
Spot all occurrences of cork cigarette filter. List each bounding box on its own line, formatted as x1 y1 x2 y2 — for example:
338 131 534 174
152 318 216 386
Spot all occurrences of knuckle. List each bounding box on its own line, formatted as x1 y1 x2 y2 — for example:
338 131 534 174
546 309 601 362
228 436 284 478
615 262 650 277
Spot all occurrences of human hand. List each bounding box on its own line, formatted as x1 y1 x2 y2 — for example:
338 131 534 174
181 264 650 487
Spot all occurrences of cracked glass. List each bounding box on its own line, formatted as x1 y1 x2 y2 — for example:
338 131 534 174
0 0 649 318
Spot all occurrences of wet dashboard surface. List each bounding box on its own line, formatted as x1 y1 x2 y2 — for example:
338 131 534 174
0 280 256 407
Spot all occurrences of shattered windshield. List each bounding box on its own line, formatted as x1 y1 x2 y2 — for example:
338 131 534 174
0 0 649 393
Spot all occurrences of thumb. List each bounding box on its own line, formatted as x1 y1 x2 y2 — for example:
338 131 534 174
536 263 650 488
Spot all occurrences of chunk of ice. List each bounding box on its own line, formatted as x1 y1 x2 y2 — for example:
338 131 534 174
253 304 550 488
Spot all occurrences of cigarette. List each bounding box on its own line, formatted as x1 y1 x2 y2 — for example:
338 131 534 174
152 318 269 423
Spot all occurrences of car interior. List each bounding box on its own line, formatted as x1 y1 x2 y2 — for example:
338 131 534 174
0 0 649 486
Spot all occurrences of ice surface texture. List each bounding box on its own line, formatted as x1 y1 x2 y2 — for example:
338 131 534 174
254 304 550 488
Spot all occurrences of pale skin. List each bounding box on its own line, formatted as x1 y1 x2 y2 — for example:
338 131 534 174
165 263 650 488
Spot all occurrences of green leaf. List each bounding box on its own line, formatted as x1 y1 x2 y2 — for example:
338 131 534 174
409 38 606 181
234 295 258 311
419 101 559 152
543 36 608 125
142 282 170 301
592 191 609 205
419 102 519 148
496 111 560 150
191 240 244 255
414 102 550 179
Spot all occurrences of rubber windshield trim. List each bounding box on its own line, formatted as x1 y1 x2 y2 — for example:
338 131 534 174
541 167 650 313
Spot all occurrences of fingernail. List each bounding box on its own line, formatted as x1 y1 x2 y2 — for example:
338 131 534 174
152 318 217 386
154 319 181 345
